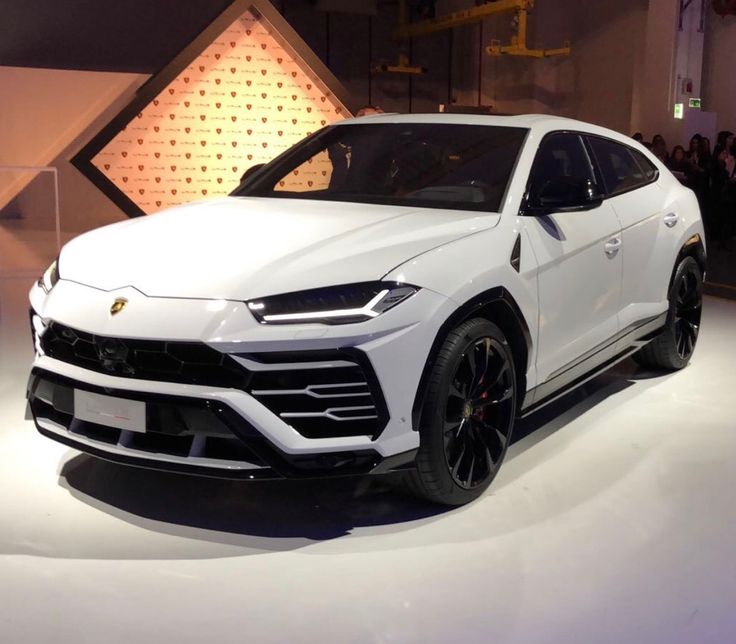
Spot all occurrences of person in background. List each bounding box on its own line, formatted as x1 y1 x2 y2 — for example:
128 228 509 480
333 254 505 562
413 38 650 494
724 143 736 242
668 145 689 174
632 132 644 143
652 134 669 163
685 134 709 203
711 131 735 218
685 135 713 236
711 142 736 244
667 145 690 188
328 106 384 188
696 136 713 184
702 136 713 159
696 135 713 186
713 130 734 160
356 105 385 117
699 136 714 222
687 134 704 164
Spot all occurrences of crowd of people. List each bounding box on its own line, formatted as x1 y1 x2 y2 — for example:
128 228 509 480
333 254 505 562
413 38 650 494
633 130 736 244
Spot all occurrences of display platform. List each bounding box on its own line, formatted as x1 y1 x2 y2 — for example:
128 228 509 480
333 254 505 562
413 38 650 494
1 268 735 643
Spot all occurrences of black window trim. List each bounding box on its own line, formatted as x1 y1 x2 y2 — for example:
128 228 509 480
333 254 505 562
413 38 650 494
233 122 531 214
521 129 661 214
521 130 599 214
582 132 660 199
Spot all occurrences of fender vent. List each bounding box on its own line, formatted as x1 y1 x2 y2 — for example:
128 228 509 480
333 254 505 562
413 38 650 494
510 233 521 272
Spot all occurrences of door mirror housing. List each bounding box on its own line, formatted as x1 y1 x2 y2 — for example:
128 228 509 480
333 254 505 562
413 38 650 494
528 177 603 214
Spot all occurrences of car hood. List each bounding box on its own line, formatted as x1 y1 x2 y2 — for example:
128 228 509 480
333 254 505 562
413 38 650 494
60 197 499 300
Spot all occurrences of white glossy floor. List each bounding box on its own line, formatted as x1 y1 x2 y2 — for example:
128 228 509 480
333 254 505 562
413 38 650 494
1 269 736 643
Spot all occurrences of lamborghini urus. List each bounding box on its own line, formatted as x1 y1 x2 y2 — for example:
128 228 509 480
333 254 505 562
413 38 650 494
28 114 705 505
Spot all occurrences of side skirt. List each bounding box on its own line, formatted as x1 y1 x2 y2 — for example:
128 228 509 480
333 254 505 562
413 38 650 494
520 312 667 418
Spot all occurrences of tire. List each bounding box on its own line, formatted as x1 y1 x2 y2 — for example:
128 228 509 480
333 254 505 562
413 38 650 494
404 318 517 506
633 256 703 370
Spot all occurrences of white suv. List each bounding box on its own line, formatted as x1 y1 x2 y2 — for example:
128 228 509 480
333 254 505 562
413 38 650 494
28 114 705 505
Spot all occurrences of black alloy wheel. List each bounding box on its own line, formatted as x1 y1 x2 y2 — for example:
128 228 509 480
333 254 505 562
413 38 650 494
443 336 514 489
673 263 702 360
634 256 703 370
405 318 517 506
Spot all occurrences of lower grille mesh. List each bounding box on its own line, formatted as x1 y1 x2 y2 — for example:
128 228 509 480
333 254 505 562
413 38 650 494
29 375 267 468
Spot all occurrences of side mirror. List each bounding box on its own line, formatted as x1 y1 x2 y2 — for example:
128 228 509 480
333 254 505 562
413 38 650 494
240 163 266 184
530 177 603 214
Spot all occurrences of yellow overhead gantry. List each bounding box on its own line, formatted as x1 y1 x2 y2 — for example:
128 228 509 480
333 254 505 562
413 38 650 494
393 0 571 59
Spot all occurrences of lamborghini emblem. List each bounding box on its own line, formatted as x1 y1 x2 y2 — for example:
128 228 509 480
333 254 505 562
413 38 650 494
110 298 128 316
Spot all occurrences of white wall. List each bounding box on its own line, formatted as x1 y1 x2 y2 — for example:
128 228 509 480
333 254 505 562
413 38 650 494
702 11 736 134
630 0 680 144
0 66 147 230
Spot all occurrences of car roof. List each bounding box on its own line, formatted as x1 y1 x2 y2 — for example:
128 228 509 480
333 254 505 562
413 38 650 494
337 112 633 146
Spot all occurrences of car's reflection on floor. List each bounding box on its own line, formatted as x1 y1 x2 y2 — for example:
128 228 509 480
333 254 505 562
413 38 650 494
58 356 653 542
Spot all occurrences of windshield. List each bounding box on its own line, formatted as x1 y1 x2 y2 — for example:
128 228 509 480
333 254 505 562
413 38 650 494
233 122 528 212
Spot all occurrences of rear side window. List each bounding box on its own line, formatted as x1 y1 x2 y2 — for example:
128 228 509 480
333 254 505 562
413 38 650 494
630 149 659 182
587 137 653 196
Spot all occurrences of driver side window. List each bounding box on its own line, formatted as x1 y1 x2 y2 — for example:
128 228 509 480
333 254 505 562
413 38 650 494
528 133 597 205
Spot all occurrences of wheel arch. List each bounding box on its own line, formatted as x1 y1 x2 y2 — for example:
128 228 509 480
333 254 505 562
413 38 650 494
672 233 706 290
411 287 532 430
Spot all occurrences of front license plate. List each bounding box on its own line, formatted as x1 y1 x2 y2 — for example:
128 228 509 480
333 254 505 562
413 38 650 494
73 390 146 433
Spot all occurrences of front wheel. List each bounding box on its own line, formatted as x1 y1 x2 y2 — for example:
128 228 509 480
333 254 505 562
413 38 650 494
634 256 703 370
404 318 517 506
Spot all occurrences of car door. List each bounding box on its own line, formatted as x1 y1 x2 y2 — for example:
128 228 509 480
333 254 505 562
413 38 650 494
522 132 623 387
585 136 671 330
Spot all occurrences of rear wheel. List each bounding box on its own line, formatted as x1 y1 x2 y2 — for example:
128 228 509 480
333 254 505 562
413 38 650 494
405 318 517 506
634 256 703 370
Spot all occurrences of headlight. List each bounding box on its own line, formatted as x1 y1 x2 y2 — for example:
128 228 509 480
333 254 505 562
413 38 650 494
247 282 419 325
37 258 60 294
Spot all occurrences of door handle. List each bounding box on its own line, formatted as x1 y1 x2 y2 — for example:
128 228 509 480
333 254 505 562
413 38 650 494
604 237 622 257
663 212 679 228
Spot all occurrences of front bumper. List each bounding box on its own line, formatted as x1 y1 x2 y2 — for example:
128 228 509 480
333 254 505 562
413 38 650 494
28 279 455 478
27 368 413 479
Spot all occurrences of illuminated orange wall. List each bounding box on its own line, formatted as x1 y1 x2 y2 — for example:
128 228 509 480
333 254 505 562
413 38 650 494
92 7 348 214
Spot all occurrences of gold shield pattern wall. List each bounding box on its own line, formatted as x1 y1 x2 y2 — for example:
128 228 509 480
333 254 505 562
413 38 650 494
78 3 351 216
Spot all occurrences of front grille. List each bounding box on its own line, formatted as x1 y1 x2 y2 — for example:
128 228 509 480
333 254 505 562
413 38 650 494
244 350 389 439
40 322 250 390
37 322 388 440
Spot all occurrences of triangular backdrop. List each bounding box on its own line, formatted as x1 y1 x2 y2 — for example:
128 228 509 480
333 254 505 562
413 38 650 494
73 0 354 216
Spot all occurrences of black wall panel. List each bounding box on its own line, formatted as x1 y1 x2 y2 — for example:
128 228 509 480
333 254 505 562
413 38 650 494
0 0 459 111
0 0 234 72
